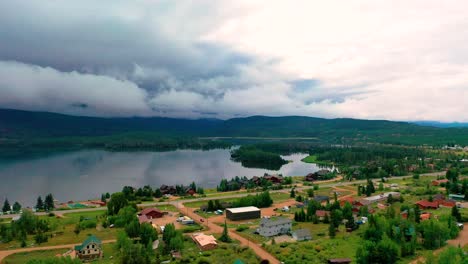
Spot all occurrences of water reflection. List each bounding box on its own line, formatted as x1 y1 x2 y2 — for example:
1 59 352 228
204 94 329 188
0 149 324 205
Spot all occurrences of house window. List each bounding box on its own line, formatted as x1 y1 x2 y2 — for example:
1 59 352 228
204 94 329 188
88 250 90 254
92 244 95 249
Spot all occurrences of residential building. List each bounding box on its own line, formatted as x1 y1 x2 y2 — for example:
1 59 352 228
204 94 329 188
360 192 400 205
226 206 261 221
192 233 218 250
315 210 330 221
257 217 292 237
415 200 439 210
74 235 103 261
292 228 312 241
432 179 449 186
138 208 164 224
305 169 331 181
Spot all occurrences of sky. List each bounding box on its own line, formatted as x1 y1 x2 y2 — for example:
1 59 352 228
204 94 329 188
0 0 467 122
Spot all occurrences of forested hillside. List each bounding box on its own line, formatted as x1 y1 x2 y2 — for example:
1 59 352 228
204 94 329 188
0 108 467 146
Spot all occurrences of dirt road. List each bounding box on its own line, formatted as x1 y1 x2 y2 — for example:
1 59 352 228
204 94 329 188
175 203 281 264
0 240 116 263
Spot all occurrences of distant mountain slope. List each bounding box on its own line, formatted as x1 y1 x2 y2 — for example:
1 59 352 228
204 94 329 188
413 121 468 128
0 108 467 145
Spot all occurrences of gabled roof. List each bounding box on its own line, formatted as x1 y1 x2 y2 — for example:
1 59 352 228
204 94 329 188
74 235 101 251
416 200 438 208
293 228 311 238
316 210 330 217
260 217 291 227
139 207 162 216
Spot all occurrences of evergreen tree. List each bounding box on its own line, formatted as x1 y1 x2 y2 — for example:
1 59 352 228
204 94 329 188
290 188 296 198
12 201 21 213
2 198 10 213
451 205 462 222
101 194 106 203
307 188 314 198
153 188 162 198
219 220 231 242
328 222 336 238
44 193 54 211
36 196 44 211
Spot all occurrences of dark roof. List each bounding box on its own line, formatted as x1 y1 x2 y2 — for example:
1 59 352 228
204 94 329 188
314 195 330 202
139 207 162 216
74 235 102 251
293 228 311 238
260 217 291 227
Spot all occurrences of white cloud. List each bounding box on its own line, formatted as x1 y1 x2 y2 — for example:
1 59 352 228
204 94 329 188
0 0 467 121
0 61 150 117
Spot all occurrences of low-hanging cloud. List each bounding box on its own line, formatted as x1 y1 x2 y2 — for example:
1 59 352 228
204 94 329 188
0 0 467 122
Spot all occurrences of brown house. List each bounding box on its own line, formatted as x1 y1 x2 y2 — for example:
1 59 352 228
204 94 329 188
432 179 449 186
138 208 164 224
305 169 331 181
415 200 439 210
192 233 218 250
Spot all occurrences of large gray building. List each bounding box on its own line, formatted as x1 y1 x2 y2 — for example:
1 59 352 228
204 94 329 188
257 217 292 237
226 206 261 221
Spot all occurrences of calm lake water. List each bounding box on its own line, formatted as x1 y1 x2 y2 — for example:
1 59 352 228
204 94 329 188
0 149 324 206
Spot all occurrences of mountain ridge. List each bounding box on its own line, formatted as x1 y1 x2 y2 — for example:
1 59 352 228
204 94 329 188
0 108 467 145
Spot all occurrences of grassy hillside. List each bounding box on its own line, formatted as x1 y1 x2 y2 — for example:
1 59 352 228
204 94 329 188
0 108 467 146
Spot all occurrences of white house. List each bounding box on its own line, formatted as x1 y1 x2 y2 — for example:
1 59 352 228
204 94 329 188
257 217 292 237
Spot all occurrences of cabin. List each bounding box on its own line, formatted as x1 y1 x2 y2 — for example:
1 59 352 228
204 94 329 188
192 233 218 250
305 169 331 181
263 173 284 184
138 208 164 224
292 228 312 241
415 200 438 210
74 235 103 261
315 210 330 221
159 185 176 195
432 179 449 186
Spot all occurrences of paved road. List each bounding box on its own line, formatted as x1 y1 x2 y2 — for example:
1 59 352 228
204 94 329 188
0 240 116 263
0 171 445 220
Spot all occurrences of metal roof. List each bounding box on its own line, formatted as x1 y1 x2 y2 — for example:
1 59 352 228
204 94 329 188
227 206 260 213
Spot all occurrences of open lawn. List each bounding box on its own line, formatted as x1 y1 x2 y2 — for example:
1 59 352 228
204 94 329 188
2 249 66 264
173 239 260 264
3 243 118 264
266 225 364 264
138 204 178 212
0 211 120 250
301 155 331 165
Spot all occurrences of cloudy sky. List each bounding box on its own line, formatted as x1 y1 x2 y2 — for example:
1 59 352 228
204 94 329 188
0 1 467 122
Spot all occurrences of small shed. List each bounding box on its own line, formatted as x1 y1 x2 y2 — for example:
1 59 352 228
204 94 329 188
292 229 312 241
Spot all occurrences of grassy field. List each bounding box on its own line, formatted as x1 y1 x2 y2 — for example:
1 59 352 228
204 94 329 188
266 225 364 264
3 243 119 264
301 155 331 165
138 204 178 212
0 211 120 250
173 239 260 264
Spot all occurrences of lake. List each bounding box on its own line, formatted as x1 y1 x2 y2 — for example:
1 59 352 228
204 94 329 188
0 149 325 206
